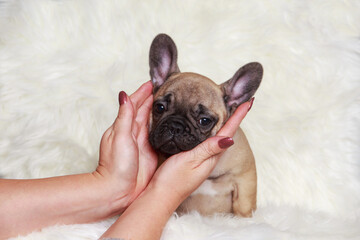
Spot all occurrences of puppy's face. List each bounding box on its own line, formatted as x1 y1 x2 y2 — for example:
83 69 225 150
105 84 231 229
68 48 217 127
148 34 263 156
150 72 227 155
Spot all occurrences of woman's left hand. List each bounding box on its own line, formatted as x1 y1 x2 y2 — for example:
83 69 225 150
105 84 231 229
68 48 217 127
95 81 158 210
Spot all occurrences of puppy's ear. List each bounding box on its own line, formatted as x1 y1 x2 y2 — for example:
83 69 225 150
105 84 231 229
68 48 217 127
149 34 180 93
221 62 263 114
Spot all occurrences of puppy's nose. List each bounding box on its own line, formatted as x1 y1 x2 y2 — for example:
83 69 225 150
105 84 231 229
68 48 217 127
169 121 185 135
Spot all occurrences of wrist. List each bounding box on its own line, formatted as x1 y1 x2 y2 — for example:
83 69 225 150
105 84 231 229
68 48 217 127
101 181 181 239
145 182 184 213
90 170 129 216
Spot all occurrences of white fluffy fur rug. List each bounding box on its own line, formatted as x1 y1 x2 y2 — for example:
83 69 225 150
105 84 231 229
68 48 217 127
1 1 359 239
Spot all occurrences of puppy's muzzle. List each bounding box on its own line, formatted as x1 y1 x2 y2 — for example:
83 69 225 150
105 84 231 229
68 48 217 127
150 116 201 156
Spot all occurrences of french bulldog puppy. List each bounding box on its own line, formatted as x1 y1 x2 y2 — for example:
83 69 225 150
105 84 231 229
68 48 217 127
148 34 263 217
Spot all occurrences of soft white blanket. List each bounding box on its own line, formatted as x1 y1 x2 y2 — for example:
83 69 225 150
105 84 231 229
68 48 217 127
0 1 359 239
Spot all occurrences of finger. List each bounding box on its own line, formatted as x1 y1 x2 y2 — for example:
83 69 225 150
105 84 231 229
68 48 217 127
136 96 154 150
180 136 234 168
129 81 153 111
217 100 252 137
131 94 153 137
135 94 153 127
113 91 135 134
103 125 113 141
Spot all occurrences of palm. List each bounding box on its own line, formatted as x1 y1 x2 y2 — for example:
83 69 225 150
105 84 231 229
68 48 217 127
128 82 158 198
130 115 158 198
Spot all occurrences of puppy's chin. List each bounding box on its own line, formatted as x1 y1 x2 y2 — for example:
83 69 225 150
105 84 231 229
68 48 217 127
159 141 181 156
158 139 200 156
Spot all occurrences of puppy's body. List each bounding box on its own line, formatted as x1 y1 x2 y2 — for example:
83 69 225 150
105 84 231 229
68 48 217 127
148 34 262 217
179 127 256 217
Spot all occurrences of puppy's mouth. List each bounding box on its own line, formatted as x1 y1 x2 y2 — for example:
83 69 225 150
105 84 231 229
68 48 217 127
153 134 199 156
159 140 181 155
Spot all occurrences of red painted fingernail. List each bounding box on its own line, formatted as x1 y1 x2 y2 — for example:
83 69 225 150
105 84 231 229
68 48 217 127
248 97 255 112
218 137 234 149
119 91 127 105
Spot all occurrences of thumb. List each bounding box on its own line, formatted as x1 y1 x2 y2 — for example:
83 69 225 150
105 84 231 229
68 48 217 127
182 136 234 168
113 91 134 135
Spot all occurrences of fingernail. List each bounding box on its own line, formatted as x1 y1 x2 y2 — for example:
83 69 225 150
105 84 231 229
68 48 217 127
218 137 234 149
119 91 127 105
248 97 255 112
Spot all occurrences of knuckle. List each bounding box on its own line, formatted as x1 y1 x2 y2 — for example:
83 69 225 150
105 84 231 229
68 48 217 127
198 142 217 158
119 105 134 118
117 111 131 122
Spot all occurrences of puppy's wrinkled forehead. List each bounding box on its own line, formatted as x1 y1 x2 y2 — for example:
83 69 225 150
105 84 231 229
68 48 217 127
155 72 226 115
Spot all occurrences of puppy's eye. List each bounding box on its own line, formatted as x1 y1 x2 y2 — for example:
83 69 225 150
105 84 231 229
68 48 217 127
199 117 212 126
155 103 166 114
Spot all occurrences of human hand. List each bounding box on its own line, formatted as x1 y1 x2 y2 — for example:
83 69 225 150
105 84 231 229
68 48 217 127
95 81 158 211
147 100 252 204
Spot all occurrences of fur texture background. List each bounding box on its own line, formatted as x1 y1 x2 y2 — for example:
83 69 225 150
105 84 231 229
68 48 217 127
0 0 359 239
